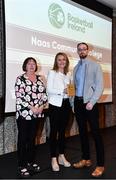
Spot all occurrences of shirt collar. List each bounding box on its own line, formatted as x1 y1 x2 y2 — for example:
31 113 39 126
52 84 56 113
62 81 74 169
80 58 87 65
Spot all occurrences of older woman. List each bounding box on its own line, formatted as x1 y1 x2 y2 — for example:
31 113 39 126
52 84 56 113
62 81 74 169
47 52 71 172
15 57 47 177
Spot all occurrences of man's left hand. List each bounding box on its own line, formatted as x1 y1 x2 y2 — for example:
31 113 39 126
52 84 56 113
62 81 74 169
86 102 93 110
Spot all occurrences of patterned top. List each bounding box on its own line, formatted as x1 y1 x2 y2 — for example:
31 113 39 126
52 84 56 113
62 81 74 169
15 74 48 120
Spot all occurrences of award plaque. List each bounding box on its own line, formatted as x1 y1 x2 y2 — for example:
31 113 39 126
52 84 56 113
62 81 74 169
67 84 75 96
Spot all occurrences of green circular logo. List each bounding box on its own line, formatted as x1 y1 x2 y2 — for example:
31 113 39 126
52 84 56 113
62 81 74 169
48 3 65 28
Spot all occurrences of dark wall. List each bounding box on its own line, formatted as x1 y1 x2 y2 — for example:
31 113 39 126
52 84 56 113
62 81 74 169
71 0 112 18
0 0 5 123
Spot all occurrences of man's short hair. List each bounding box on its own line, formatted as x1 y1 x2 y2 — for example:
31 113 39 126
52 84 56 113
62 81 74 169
77 42 89 50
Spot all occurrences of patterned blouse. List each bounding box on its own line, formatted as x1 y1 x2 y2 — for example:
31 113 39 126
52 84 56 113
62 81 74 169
15 74 48 120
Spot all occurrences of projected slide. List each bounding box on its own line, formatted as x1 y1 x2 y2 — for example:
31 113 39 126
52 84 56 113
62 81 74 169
5 0 112 112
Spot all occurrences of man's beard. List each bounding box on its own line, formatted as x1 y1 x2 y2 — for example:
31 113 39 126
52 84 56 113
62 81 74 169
79 54 87 59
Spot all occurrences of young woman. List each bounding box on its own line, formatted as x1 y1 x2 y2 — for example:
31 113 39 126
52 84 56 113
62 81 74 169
47 52 71 171
15 57 47 177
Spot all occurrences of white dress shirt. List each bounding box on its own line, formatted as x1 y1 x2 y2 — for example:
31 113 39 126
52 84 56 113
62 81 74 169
47 70 71 107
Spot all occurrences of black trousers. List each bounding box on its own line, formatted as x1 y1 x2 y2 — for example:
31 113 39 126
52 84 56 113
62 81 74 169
49 99 70 157
74 96 104 166
16 116 39 167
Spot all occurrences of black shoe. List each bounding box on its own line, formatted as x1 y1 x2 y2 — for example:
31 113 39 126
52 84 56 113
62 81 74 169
27 163 40 173
18 167 30 178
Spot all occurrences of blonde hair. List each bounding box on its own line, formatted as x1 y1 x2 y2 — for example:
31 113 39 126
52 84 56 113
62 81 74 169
53 52 69 75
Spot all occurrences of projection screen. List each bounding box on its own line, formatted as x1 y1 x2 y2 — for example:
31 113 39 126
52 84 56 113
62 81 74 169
5 0 112 112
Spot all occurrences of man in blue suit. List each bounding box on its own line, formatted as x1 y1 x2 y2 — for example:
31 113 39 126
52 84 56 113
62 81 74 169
73 42 105 177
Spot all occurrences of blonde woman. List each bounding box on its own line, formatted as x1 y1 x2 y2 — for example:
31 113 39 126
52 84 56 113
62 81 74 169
47 52 71 171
